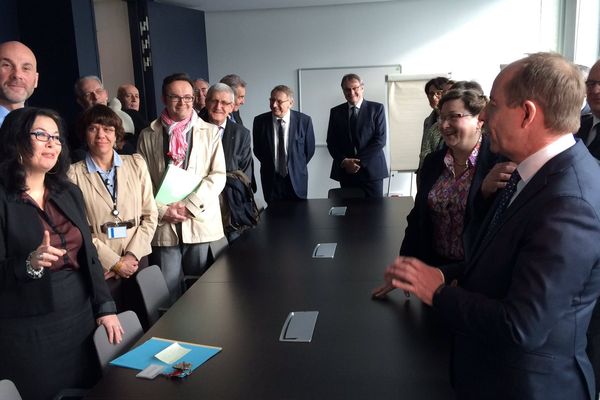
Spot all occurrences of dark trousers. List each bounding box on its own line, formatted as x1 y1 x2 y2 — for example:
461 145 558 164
267 173 301 204
340 178 384 198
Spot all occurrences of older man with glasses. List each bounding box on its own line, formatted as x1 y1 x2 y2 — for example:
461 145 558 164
253 84 315 204
137 72 226 304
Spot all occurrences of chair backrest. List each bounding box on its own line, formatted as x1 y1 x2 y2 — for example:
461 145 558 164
0 379 22 400
135 265 170 325
93 310 144 372
327 187 366 199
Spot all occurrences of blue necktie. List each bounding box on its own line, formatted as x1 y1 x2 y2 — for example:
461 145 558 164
486 169 521 237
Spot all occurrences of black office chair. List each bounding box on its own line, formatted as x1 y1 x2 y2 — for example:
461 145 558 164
1 374 88 400
0 380 21 400
327 187 366 199
135 265 170 326
93 310 144 373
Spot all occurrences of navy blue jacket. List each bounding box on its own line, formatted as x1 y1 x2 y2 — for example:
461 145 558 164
253 110 315 202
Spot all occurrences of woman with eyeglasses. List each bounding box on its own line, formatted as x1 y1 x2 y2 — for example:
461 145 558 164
408 88 507 266
68 104 157 314
0 107 123 400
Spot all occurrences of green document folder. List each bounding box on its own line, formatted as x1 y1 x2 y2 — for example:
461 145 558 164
155 164 203 205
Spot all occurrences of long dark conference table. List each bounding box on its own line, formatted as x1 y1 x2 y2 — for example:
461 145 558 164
85 197 453 399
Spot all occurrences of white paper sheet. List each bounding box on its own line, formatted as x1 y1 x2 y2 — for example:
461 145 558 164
154 342 191 364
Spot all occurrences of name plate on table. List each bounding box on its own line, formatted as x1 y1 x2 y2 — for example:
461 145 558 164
328 206 347 216
279 311 319 342
312 243 337 258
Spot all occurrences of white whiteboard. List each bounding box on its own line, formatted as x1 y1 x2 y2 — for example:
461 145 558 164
298 65 401 146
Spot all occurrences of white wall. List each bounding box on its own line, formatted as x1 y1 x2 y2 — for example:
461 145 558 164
94 0 135 102
205 0 556 200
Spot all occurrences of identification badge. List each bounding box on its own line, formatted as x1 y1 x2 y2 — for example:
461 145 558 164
107 225 127 239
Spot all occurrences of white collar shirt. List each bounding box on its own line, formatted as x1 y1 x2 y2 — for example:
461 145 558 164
348 99 364 117
218 118 227 139
511 133 576 204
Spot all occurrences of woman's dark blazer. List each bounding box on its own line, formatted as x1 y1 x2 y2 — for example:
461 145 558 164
400 135 499 266
0 182 116 318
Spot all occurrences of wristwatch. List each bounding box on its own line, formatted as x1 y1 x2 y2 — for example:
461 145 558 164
25 252 44 279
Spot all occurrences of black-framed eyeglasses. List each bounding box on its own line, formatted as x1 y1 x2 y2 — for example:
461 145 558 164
166 94 194 103
30 131 64 145
586 80 600 89
438 113 473 123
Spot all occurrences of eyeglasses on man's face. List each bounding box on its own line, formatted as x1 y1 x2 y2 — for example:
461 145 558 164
438 112 473 123
269 98 290 106
166 94 195 104
83 87 106 100
30 131 64 145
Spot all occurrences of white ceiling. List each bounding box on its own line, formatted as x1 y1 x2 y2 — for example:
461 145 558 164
156 0 397 12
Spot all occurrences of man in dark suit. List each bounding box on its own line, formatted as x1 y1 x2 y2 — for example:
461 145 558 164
576 58 600 395
202 83 254 241
253 85 315 204
375 53 600 400
220 74 246 126
326 73 388 197
576 60 600 158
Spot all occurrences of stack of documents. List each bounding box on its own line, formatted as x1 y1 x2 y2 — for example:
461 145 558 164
155 165 203 205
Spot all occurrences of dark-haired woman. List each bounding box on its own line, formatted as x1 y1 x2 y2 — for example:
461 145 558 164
0 107 123 400
68 105 157 312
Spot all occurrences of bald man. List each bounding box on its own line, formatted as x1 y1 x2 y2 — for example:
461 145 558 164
0 41 38 125
117 83 140 111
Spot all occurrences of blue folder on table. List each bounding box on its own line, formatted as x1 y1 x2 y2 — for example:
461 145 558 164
110 337 222 374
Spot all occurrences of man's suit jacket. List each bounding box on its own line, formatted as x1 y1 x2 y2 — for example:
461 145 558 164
231 110 243 126
326 100 388 182
252 110 315 202
575 113 599 158
221 120 254 182
435 140 600 400
400 135 499 266
199 110 257 192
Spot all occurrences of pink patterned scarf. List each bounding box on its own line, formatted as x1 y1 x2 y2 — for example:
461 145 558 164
160 109 193 167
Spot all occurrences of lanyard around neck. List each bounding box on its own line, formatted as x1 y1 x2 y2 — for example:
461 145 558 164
97 170 120 217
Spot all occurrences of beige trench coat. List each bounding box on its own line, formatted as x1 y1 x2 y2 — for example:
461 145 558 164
68 153 158 271
137 116 226 246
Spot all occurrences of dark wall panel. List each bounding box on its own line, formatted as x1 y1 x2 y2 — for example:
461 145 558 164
17 0 100 126
147 2 209 115
0 0 20 41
